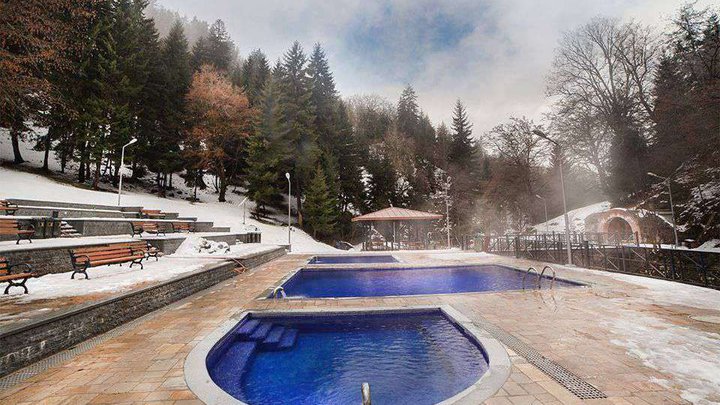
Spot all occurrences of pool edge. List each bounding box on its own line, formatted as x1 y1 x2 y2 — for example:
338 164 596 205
184 305 511 405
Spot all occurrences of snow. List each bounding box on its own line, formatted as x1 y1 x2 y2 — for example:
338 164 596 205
606 310 720 405
0 130 337 253
533 201 610 233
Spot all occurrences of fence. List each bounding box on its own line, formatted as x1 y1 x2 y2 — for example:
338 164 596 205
470 233 720 290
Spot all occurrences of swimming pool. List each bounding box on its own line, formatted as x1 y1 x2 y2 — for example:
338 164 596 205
200 309 499 405
307 255 399 264
278 264 581 298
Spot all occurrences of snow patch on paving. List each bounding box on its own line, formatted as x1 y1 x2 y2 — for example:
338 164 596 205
606 310 720 405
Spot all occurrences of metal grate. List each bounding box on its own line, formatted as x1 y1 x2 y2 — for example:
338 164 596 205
474 316 607 400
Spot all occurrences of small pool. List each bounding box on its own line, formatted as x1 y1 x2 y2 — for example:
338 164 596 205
204 310 491 404
307 255 399 264
278 264 581 298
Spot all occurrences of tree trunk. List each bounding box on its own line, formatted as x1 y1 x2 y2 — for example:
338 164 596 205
78 142 86 183
10 127 25 164
169 173 173 188
295 176 303 227
93 158 101 190
42 127 55 171
218 164 227 202
112 159 120 187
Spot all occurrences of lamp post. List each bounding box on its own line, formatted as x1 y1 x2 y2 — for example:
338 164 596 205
285 172 291 251
532 129 572 265
647 172 679 248
445 176 452 249
117 138 137 206
240 197 248 225
535 194 548 234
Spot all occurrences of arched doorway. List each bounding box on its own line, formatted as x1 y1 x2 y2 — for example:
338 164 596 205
607 217 633 243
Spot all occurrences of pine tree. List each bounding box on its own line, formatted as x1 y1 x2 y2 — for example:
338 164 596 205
278 41 317 225
396 85 419 137
303 165 337 238
245 73 287 216
191 20 233 71
308 44 338 146
448 100 475 169
241 49 270 107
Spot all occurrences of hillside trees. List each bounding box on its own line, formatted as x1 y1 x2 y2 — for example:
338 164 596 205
185 65 256 202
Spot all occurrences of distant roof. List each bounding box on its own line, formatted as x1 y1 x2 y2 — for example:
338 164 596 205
352 207 444 222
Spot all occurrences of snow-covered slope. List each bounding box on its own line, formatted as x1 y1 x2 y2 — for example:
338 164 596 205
0 131 336 253
533 201 611 233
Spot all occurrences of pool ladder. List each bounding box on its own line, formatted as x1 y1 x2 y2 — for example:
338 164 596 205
362 382 371 405
271 286 286 299
522 266 556 290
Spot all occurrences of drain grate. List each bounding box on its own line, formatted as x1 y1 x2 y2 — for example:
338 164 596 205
473 316 607 400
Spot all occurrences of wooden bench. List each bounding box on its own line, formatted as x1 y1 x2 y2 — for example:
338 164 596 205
140 209 166 219
126 240 161 261
172 222 194 233
0 257 35 294
131 222 167 237
0 219 34 244
0 200 18 216
69 243 146 279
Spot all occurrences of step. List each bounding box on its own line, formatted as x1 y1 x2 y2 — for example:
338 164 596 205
277 329 298 350
234 319 260 339
260 326 286 349
248 322 273 341
210 341 257 386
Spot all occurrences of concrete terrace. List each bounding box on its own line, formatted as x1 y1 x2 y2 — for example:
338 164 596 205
1 251 719 405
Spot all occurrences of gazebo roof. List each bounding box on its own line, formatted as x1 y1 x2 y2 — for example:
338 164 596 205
352 206 443 222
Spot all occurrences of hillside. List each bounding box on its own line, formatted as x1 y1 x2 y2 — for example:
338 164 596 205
0 131 336 253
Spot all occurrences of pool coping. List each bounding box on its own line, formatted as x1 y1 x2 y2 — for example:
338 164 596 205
184 305 511 405
306 253 403 265
257 262 590 300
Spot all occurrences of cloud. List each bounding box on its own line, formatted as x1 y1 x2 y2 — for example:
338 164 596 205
156 0 716 137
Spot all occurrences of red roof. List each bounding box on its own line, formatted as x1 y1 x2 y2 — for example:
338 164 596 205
352 207 444 222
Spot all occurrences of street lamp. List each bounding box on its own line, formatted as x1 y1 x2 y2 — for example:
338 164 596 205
240 197 248 225
285 172 291 251
532 129 572 265
117 138 137 206
647 172 680 247
444 176 452 249
535 194 549 234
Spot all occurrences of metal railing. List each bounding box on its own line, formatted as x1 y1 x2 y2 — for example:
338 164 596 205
470 234 720 290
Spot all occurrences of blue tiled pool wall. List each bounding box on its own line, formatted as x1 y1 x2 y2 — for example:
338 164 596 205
206 310 490 405
307 255 399 264
277 264 583 298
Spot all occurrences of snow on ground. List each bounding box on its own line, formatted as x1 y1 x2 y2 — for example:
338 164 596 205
0 132 336 253
606 310 720 405
533 201 611 233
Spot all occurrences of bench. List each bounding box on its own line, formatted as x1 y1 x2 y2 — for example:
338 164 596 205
140 209 166 219
69 243 146 279
0 219 35 244
126 240 161 261
172 222 194 233
131 222 167 237
0 200 18 216
0 257 35 294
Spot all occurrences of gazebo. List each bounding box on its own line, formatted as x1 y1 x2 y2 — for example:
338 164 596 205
352 207 443 251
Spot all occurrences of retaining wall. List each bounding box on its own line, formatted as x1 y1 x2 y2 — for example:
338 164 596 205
0 247 286 377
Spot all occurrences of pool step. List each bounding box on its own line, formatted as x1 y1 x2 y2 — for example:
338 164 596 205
277 329 298 350
235 319 260 339
260 326 286 349
249 322 274 341
210 342 257 387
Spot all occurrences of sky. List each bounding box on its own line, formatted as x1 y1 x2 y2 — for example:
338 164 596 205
156 0 713 137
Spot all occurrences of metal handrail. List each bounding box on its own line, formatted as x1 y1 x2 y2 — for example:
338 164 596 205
538 265 556 289
362 383 371 405
271 286 286 299
522 267 539 290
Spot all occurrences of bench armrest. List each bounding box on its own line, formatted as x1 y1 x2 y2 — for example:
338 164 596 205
71 254 91 266
9 262 35 276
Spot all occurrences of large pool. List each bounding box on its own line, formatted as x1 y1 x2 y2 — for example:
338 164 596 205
279 264 581 298
206 311 489 405
307 255 399 264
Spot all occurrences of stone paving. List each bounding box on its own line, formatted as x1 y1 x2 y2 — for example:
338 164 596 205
1 251 718 404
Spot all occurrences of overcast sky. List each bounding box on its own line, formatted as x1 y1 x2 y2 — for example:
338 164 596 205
157 0 711 136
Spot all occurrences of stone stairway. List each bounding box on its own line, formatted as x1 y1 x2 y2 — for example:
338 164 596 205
235 319 299 351
59 221 82 238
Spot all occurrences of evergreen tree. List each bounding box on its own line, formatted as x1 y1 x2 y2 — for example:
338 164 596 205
308 44 338 146
396 85 419 137
278 41 317 225
191 19 233 71
245 74 287 216
447 100 480 235
304 165 337 238
241 49 270 107
448 100 475 169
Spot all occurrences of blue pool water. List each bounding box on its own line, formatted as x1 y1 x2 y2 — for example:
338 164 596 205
280 265 581 298
307 255 399 264
207 311 488 405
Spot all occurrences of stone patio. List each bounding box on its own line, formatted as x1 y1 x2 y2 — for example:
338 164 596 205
1 251 718 404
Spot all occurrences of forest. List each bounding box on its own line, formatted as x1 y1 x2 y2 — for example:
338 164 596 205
1 0 719 243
